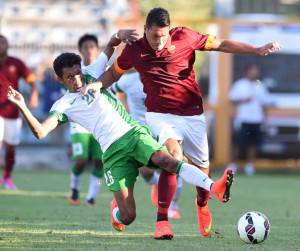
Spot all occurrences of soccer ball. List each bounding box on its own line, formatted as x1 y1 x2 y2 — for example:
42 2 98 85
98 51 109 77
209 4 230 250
237 211 270 244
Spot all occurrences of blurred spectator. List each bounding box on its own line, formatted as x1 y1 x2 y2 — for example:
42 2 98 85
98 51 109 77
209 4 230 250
40 66 67 145
41 67 62 114
228 64 274 175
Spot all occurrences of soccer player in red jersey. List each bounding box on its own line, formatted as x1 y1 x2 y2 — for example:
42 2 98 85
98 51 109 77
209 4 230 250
83 8 280 239
0 34 39 189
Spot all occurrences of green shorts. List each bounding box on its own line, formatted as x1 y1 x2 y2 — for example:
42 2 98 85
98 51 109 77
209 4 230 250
71 133 103 160
102 126 165 192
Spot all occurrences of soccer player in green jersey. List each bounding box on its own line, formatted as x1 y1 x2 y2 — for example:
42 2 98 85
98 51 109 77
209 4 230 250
68 34 108 207
6 43 234 237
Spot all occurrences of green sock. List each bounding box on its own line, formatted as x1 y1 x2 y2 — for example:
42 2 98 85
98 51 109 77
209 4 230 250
175 160 184 174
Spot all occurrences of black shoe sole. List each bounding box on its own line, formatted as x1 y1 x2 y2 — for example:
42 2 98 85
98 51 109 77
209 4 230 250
223 169 234 203
155 234 174 240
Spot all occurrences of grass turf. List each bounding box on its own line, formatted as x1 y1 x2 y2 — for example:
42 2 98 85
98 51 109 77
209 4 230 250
0 170 299 251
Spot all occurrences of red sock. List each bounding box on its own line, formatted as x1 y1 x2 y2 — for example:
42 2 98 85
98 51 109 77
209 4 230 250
157 170 177 221
196 187 210 207
4 148 15 179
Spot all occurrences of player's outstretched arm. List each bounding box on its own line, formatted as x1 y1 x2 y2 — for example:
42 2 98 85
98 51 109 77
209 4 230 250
211 38 281 56
7 86 58 140
104 29 139 59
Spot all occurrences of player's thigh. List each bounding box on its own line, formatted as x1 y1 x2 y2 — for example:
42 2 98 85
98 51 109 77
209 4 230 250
103 158 139 193
182 115 210 169
71 133 90 160
145 112 183 145
130 126 166 169
3 118 22 146
164 138 183 161
89 136 103 161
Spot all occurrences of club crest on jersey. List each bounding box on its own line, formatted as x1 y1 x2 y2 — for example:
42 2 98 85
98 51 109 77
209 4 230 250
168 45 176 53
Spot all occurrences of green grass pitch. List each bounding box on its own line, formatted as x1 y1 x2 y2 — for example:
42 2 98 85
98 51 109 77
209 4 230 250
0 170 300 251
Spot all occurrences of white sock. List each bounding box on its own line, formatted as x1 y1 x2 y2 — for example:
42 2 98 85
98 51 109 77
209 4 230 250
146 171 159 185
178 163 213 191
112 207 123 224
70 173 81 190
86 175 101 200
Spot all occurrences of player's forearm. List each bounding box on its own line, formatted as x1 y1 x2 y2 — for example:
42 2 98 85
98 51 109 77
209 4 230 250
98 67 121 88
19 104 47 139
104 33 121 59
214 39 259 55
108 32 122 48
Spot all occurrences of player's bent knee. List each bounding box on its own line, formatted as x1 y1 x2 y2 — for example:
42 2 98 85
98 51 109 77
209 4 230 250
75 159 87 169
168 149 183 161
164 139 183 161
151 151 178 174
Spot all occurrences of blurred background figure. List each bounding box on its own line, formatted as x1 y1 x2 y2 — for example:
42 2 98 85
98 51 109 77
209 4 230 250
0 34 38 189
41 67 62 116
229 64 274 175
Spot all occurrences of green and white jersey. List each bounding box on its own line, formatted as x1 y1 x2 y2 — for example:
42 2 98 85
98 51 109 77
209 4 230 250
50 52 138 152
69 122 90 134
69 52 108 135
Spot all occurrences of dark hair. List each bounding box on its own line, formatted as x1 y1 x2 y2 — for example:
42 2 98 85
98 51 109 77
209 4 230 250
78 34 98 50
146 7 170 28
53 52 81 78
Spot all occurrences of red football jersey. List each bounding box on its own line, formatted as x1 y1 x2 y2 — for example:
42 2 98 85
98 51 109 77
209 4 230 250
114 27 215 116
0 56 34 118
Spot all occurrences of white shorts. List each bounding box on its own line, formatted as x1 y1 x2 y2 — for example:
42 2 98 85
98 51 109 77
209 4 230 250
145 112 209 168
0 117 22 145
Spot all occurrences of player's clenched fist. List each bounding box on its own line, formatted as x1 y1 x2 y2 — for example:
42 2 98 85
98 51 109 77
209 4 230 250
7 86 25 107
257 42 281 56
